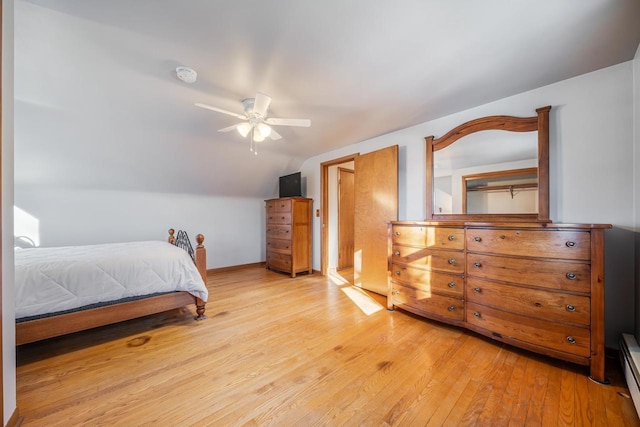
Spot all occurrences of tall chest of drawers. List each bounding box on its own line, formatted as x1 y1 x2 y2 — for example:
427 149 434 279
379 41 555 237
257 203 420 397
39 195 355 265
265 197 313 277
388 221 610 383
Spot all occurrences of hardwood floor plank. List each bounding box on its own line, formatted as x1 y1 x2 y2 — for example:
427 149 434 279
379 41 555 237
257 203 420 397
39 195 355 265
15 266 640 426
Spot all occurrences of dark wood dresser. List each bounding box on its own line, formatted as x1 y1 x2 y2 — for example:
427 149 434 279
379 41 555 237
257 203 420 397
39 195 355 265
388 221 610 383
265 197 313 277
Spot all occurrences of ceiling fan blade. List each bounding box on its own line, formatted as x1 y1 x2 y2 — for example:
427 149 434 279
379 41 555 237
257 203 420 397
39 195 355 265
265 117 311 127
195 103 246 120
269 128 282 140
218 124 242 132
253 92 272 117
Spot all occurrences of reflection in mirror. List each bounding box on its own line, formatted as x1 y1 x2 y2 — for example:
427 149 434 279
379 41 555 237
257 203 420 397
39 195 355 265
433 131 538 214
463 167 537 214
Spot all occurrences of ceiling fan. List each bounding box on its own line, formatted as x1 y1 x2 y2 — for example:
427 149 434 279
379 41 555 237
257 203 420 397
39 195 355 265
195 92 311 154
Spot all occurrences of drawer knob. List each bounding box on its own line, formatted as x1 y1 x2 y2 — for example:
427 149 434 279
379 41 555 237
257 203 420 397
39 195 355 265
566 241 576 247
448 305 455 311
448 281 455 288
395 231 400 236
281 216 285 220
448 235 455 241
448 258 456 265
566 336 576 344
394 290 400 295
395 271 400 276
394 250 400 256
473 262 482 268
566 304 576 312
566 272 577 280
473 287 481 293
269 216 273 220
473 312 481 318
473 236 482 242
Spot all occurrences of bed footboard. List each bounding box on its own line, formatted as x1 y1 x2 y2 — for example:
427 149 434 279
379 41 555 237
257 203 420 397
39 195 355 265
169 229 208 320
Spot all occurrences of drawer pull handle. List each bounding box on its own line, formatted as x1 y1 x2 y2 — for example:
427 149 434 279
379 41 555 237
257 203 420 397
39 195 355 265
566 304 576 312
394 250 400 256
395 271 400 276
395 231 400 236
448 258 456 265
448 282 455 288
448 305 455 311
473 236 482 242
566 241 576 247
474 262 482 268
566 336 576 344
566 272 577 280
448 235 455 241
473 287 481 293
473 312 481 318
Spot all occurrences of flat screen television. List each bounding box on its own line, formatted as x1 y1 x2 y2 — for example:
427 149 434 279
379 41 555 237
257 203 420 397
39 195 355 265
279 172 302 198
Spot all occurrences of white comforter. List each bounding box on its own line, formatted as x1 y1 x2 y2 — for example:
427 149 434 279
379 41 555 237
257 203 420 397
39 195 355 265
15 241 208 319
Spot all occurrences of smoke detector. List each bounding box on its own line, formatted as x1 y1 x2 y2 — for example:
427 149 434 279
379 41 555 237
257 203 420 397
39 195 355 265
176 66 197 83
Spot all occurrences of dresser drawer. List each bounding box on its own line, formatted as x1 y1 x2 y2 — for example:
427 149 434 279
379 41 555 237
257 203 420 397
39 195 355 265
390 263 463 297
266 251 292 272
391 225 464 250
267 212 291 225
266 225 292 240
466 253 590 293
466 302 590 357
268 199 292 213
466 229 590 260
467 277 590 326
391 282 464 321
391 245 464 274
266 238 291 254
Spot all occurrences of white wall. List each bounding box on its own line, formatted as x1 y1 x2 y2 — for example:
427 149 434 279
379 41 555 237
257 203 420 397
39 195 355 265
2 0 16 423
301 61 636 347
14 187 266 269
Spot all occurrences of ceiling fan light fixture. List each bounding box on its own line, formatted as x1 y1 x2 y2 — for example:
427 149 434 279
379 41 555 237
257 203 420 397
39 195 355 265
257 122 272 138
237 122 252 138
252 128 266 142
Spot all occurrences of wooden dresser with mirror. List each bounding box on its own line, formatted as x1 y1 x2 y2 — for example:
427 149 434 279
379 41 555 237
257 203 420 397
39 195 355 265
388 106 612 383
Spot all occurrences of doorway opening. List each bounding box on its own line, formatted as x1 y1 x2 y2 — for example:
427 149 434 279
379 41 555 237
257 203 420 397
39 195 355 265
320 154 356 281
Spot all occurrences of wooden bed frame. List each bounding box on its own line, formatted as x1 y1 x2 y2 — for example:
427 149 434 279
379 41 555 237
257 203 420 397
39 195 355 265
15 229 208 345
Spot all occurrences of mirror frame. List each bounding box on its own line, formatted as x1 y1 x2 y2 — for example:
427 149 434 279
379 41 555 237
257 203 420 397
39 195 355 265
425 106 551 222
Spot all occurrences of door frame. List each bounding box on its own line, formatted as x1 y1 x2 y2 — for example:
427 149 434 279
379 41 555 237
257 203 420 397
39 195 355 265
320 154 357 276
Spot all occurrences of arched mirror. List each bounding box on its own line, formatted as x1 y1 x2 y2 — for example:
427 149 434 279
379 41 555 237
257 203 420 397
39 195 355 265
426 106 551 222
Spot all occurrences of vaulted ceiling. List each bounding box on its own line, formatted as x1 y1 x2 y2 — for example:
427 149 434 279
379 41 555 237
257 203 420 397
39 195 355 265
14 0 640 197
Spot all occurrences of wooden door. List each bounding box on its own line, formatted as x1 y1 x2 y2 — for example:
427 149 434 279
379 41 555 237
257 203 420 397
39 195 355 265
354 146 398 295
337 167 354 270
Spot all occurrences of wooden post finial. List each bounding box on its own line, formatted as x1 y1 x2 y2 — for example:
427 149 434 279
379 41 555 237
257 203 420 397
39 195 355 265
196 233 205 248
168 229 176 244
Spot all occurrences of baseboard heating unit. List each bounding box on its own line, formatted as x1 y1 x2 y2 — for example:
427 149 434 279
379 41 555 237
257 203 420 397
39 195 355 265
620 333 640 417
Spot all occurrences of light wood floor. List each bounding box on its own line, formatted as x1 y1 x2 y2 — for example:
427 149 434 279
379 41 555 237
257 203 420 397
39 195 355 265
16 266 640 426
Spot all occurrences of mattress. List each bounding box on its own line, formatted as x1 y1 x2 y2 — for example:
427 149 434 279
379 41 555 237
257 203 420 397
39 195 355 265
15 240 208 319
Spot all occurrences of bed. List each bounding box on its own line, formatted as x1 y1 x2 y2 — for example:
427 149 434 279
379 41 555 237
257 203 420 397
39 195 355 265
15 229 208 345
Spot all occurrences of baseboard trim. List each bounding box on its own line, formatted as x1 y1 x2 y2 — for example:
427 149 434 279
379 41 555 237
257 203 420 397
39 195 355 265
6 406 22 427
206 262 266 275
